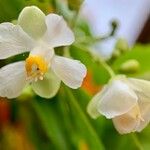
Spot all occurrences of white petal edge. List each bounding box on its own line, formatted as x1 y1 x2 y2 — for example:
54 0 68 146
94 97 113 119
32 69 61 98
112 104 141 134
0 61 27 98
42 14 75 47
128 78 150 98
97 79 138 119
0 23 35 59
135 95 150 132
127 78 150 132
18 6 47 39
87 85 108 119
29 46 54 66
51 55 86 89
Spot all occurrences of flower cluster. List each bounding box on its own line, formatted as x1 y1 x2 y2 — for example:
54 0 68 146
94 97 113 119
0 6 150 134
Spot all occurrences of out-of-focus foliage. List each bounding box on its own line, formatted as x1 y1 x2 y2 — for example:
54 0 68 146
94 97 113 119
112 44 150 78
0 0 150 150
0 0 55 23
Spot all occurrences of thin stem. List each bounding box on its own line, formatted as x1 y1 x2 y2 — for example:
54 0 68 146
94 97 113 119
75 35 111 45
131 133 144 150
70 11 79 29
74 44 115 78
99 59 115 78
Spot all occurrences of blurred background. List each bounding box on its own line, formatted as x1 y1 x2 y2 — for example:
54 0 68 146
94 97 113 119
81 0 150 59
0 0 150 150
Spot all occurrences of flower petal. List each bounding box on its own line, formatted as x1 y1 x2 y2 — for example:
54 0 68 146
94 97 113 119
87 85 108 119
127 78 150 131
0 23 35 59
30 46 54 65
0 61 27 98
43 14 75 47
51 56 86 89
112 105 141 134
135 95 150 132
32 70 61 98
18 6 47 39
128 78 150 98
98 79 138 119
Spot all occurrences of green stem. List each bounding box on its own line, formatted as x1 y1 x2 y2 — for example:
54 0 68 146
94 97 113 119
70 11 79 28
64 87 104 150
74 44 115 78
131 133 144 150
99 59 115 78
75 35 110 45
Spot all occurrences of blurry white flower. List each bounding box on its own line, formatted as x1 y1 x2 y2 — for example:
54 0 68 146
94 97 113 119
0 6 86 99
87 75 150 134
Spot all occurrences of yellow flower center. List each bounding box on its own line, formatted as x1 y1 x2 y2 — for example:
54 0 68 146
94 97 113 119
25 55 48 81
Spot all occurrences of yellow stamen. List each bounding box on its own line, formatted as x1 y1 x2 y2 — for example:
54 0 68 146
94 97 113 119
25 55 48 79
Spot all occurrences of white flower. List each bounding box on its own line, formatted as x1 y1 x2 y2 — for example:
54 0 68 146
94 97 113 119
0 6 87 99
87 75 150 134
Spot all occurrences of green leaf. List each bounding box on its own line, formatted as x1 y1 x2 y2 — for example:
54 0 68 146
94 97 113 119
63 86 105 150
30 98 69 150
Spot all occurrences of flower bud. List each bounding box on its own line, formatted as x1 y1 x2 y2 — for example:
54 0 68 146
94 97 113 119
112 49 121 59
119 59 140 73
68 0 83 11
115 38 129 53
